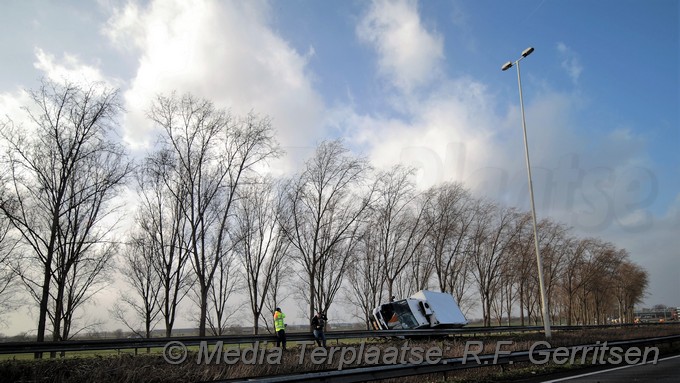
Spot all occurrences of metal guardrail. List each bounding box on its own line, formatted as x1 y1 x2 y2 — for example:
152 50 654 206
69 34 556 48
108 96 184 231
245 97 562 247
213 334 680 383
0 322 676 355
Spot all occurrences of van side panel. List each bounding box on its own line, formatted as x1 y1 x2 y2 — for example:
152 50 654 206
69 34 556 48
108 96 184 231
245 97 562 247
410 290 468 327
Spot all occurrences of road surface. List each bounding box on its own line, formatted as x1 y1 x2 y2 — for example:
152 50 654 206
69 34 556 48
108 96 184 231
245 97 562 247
535 354 680 382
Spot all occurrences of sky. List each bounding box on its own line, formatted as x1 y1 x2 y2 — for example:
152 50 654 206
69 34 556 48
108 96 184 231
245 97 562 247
0 0 678 335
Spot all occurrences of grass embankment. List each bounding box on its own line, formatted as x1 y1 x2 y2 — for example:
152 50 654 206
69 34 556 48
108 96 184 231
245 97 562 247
1 325 679 383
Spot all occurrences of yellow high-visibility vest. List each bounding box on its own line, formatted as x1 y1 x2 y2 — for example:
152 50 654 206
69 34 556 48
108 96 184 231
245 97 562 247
274 311 286 331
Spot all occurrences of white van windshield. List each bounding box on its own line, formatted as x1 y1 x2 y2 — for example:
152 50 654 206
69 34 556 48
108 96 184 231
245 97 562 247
379 301 419 329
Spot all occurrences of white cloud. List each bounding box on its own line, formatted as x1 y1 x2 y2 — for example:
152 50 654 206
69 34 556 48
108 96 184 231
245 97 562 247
0 48 119 137
347 5 676 314
33 48 117 88
104 0 326 153
335 77 511 193
102 1 147 52
613 195 680 307
348 1 494 190
357 0 444 93
0 89 31 122
557 42 583 84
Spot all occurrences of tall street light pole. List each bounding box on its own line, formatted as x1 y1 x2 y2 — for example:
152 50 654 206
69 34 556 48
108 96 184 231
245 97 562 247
502 47 552 339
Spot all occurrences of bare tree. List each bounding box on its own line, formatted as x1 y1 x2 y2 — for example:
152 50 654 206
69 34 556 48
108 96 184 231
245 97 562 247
111 233 162 339
505 212 540 325
147 93 279 336
315 216 362 316
205 251 241 335
0 80 131 355
280 140 372 320
135 151 192 337
567 239 625 325
613 260 647 323
425 182 475 309
406 246 435 293
345 220 386 329
371 166 431 300
589 244 625 324
50 149 127 343
535 218 569 323
556 237 590 325
232 179 289 334
571 239 604 325
0 216 19 324
468 202 519 327
262 255 293 335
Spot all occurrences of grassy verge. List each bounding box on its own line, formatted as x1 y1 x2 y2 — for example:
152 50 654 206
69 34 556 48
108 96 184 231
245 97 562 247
1 325 678 383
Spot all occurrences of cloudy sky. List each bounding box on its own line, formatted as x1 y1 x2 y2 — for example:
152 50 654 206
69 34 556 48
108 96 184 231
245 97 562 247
0 0 678 333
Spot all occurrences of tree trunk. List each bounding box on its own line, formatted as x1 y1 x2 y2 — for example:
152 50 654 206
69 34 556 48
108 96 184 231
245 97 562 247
35 254 53 359
199 287 208 337
519 283 525 326
308 266 316 322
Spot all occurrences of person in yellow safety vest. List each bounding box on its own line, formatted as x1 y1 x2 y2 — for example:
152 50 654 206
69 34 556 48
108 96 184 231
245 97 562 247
274 307 286 350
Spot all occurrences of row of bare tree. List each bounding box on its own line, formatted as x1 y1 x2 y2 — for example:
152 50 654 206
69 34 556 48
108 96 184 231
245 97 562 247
0 82 647 355
343 170 648 329
0 81 131 358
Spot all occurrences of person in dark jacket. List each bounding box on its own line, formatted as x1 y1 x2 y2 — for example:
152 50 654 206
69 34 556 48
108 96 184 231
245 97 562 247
311 312 327 347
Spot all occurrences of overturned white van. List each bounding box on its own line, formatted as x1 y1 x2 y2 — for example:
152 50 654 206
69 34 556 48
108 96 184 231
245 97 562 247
372 290 468 330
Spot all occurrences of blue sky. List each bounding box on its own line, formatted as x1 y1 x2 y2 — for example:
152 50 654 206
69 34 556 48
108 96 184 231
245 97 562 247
0 0 678 332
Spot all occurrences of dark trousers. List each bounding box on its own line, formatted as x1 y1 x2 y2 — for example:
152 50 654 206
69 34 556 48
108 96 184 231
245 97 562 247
276 329 286 349
313 329 326 347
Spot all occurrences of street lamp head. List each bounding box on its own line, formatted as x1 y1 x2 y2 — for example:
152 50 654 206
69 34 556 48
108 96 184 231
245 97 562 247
501 61 513 71
521 47 535 57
